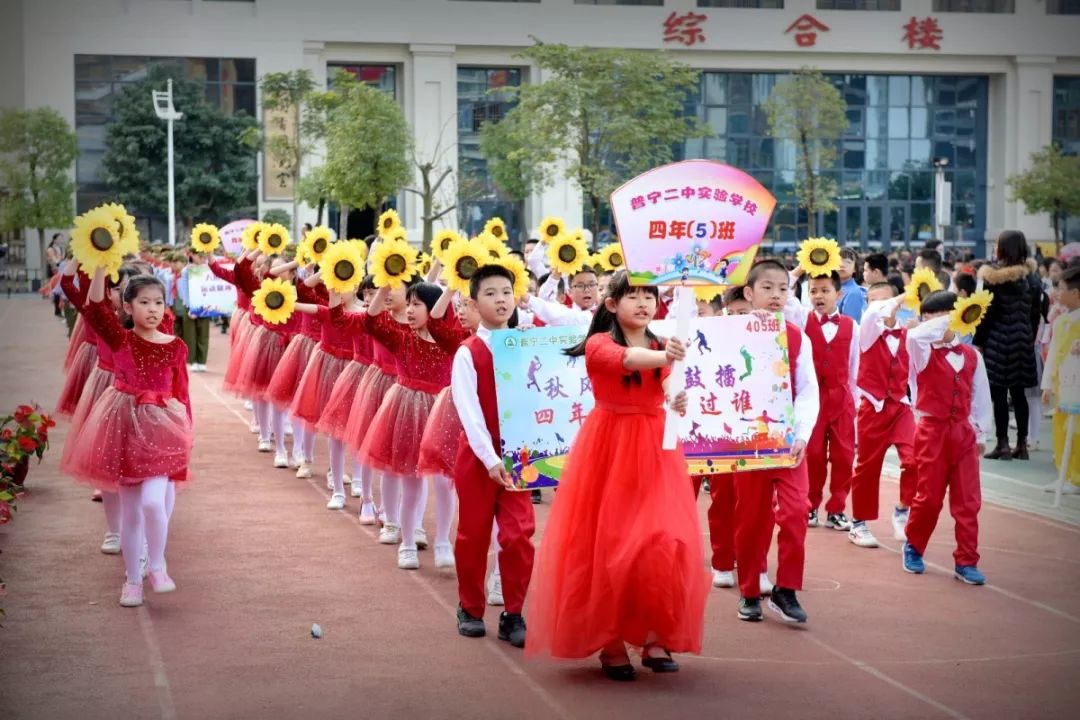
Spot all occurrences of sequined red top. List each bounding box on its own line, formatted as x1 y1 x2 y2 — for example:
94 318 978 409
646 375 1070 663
61 271 105 367
315 304 355 360
360 311 454 394
298 283 328 341
427 312 471 356
330 304 395 375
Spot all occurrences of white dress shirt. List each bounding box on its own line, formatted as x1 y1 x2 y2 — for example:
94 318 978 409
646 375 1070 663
906 315 994 444
790 326 821 446
784 295 860 408
537 273 561 303
526 295 593 326
526 241 549 279
857 296 910 412
450 325 502 471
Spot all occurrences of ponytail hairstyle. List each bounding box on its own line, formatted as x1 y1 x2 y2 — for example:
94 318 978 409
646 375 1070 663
120 274 167 329
563 270 661 387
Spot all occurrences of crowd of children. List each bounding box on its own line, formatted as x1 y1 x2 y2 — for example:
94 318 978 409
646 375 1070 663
54 203 1075 681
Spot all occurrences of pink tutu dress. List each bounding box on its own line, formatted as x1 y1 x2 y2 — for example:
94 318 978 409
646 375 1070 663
208 259 249 351
230 258 302 400
356 311 455 477
290 304 352 429
333 304 400 454
60 298 194 492
318 330 372 442
417 313 471 478
63 313 89 372
55 274 99 416
214 258 258 395
266 283 325 411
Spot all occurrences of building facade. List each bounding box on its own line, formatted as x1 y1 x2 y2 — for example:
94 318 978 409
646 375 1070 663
1 0 1078 269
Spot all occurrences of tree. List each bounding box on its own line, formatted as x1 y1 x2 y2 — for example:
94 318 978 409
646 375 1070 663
322 71 411 220
261 208 291 227
0 108 77 267
101 64 258 240
480 42 706 237
763 67 848 237
403 119 465 252
1007 143 1080 248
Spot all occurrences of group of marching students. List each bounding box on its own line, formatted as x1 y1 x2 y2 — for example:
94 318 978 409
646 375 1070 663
57 199 1053 681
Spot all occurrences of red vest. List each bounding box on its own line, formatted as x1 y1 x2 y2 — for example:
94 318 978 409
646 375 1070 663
803 313 854 391
785 321 802 401
915 345 975 423
454 335 502 474
857 329 909 404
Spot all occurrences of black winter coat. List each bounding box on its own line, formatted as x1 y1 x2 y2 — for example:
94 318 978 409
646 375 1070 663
974 259 1042 388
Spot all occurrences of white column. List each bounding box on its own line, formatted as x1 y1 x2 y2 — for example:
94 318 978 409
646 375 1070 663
1002 56 1056 245
406 44 458 241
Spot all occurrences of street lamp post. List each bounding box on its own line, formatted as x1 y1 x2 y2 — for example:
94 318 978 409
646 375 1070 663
933 157 951 247
152 79 183 245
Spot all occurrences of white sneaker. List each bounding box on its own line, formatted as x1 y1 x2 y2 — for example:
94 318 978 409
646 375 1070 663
758 572 774 596
295 462 313 479
379 523 401 545
711 569 735 588
414 528 429 550
397 546 420 570
139 554 149 579
244 400 254 411
257 439 273 453
194 363 206 373
487 574 505 606
892 507 910 541
358 502 377 525
100 532 121 555
326 494 346 510
434 543 455 569
250 422 260 434
1043 482 1080 495
848 522 880 548
325 470 334 491
350 480 363 498
288 453 302 469
273 453 289 469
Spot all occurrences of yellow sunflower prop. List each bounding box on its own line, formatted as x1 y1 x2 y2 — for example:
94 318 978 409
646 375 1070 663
241 221 265 251
694 286 724 303
418 251 434 277
320 241 365 295
537 216 566 245
100 203 140 256
796 237 841 277
596 243 625 272
347 238 369 264
301 225 335 264
432 229 462 262
441 238 488 295
905 267 944 310
547 232 590 276
377 209 401 238
478 232 509 261
257 223 290 256
495 255 529 301
369 236 418 289
483 217 508 243
949 290 993 336
70 206 123 274
190 223 221 254
252 277 297 325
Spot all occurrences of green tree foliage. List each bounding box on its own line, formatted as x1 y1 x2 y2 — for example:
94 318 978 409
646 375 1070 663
1007 143 1080 248
322 70 411 215
101 65 257 240
763 67 848 237
261 208 291 228
0 108 77 266
479 42 706 237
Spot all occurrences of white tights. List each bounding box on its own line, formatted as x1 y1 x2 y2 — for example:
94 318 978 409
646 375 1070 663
432 475 455 549
397 474 454 551
294 422 316 463
118 477 173 583
329 438 347 497
490 520 502 581
352 458 375 504
255 401 287 455
102 483 174 538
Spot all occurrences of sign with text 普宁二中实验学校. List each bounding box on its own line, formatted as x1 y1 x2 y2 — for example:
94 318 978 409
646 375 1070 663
610 160 776 289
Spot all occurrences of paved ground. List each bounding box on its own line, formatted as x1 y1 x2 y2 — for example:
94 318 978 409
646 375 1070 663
1 294 1078 720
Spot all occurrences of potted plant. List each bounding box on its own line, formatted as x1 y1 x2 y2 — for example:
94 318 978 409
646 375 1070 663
1 404 56 489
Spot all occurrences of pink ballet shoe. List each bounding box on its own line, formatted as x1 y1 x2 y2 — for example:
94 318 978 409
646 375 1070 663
148 569 176 593
120 582 143 607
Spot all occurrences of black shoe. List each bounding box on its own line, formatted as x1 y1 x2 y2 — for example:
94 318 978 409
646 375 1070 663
825 512 852 531
984 441 1013 461
530 489 542 504
768 587 807 623
1011 440 1029 460
641 645 679 673
599 653 636 682
456 605 486 638
738 596 763 622
497 611 526 648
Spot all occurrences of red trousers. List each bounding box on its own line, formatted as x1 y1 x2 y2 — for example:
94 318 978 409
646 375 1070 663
693 474 769 574
454 466 535 617
850 398 917 521
807 391 855 515
905 420 981 567
733 462 809 598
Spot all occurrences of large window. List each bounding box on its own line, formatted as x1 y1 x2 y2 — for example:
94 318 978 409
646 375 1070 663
1053 77 1080 243
74 55 256 232
1047 0 1080 13
933 0 1014 11
816 0 899 9
328 64 397 99
683 72 988 250
699 0 783 6
458 68 524 246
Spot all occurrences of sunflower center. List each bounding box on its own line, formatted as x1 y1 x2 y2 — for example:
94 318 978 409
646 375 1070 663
382 218 393 230
385 254 407 275
488 249 501 259
545 224 559 238
265 291 285 310
440 238 453 251
334 260 355 281
611 252 623 266
491 226 504 239
960 305 982 324
90 227 114 251
199 232 211 244
455 256 479 279
268 233 283 249
917 283 931 300
809 248 829 265
558 245 578 263
313 238 327 254
116 221 126 238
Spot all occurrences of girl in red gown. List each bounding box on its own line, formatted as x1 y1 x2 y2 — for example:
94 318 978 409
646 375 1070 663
60 265 193 609
525 271 708 681
209 250 259 433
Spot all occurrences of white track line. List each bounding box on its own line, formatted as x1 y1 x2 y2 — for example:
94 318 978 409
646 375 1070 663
137 606 177 720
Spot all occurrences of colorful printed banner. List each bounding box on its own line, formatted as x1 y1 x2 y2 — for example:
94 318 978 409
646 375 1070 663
220 219 254 256
186 265 236 319
491 325 592 490
609 160 776 287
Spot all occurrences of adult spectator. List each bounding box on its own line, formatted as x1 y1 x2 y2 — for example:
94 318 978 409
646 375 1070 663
863 252 889 286
974 230 1043 461
837 247 866 321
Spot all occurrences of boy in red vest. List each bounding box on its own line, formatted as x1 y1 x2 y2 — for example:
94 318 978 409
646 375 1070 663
732 261 819 624
902 290 993 585
450 264 535 645
848 283 917 548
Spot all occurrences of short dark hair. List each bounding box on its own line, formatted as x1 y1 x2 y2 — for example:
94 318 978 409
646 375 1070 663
808 271 842 291
840 247 859 264
700 294 723 312
886 273 905 297
469 263 515 300
568 265 597 285
996 230 1029 267
1060 265 1080 292
954 272 976 296
865 253 888 276
868 281 897 297
917 249 942 273
920 289 957 316
746 259 788 288
723 285 747 306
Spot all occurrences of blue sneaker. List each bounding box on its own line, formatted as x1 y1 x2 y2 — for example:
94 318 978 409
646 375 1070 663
902 543 925 574
954 565 985 585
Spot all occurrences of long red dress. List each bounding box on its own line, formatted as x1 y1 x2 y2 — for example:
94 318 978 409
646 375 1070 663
334 306 399 454
418 313 471 478
289 304 352 429
55 272 99 416
525 333 709 659
266 283 324 410
316 314 372 442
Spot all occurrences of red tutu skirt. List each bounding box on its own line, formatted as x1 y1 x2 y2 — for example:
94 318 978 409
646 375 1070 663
59 386 193 492
55 342 98 417
359 384 436 477
524 406 709 659
60 366 115 470
344 365 396 454
222 316 257 395
290 347 349 428
228 307 249 350
417 387 462 478
316 360 368 441
265 333 317 409
233 325 289 399
63 316 89 372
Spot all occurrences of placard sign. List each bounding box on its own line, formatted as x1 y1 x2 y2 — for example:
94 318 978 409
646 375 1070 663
186 264 237 319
